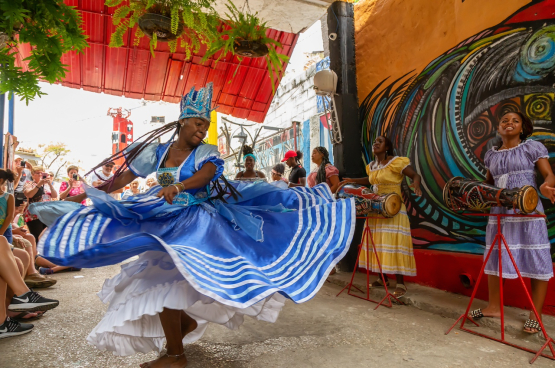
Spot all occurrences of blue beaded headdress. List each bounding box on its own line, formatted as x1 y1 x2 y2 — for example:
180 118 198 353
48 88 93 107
179 83 215 122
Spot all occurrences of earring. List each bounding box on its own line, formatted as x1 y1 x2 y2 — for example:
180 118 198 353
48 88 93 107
179 120 185 127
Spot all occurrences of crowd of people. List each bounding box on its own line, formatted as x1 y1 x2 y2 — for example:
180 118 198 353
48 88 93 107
0 155 160 340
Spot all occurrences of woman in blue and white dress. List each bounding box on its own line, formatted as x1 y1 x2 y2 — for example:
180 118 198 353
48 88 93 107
30 83 356 368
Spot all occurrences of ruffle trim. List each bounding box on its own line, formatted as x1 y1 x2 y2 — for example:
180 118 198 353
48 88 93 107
368 156 400 172
484 269 553 281
534 154 550 163
88 277 286 356
491 139 531 153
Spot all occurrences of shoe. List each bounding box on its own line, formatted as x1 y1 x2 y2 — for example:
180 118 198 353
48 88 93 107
25 273 57 289
8 291 59 312
39 267 54 275
0 317 34 339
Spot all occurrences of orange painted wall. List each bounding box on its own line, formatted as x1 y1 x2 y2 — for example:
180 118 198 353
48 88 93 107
354 0 530 102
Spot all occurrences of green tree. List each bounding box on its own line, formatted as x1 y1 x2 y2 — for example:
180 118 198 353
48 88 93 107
38 142 70 175
0 0 89 103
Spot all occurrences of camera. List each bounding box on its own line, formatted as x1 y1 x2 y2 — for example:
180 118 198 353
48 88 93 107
73 174 78 180
42 174 48 179
20 160 26 167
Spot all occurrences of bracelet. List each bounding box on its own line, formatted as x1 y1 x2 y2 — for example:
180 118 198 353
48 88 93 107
174 182 185 191
172 184 181 194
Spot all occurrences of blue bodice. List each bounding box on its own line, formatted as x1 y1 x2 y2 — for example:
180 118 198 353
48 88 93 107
125 142 225 205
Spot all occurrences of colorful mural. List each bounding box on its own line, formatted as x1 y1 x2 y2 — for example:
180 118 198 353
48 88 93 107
360 0 555 258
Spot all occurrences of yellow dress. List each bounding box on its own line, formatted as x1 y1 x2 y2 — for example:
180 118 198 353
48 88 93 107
358 156 417 276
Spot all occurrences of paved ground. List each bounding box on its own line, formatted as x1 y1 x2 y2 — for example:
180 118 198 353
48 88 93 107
1 265 554 368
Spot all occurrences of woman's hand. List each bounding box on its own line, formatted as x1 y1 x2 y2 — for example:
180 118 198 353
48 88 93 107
540 182 555 204
410 178 422 196
68 178 75 187
157 185 179 205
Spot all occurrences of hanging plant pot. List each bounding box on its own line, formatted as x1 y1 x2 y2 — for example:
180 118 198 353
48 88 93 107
0 22 24 49
138 13 183 42
233 39 269 58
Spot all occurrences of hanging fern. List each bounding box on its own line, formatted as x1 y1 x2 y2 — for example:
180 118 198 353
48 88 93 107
107 0 220 58
202 0 290 93
168 39 177 53
0 0 89 103
134 27 145 46
150 31 157 55
170 6 179 35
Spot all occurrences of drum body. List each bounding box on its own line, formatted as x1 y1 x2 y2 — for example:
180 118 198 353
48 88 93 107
443 177 538 214
335 183 402 217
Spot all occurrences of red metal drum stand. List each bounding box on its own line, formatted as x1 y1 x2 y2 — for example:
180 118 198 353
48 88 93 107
336 216 404 310
445 213 555 364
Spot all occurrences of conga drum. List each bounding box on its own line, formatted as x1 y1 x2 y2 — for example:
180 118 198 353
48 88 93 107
443 177 538 214
335 183 402 217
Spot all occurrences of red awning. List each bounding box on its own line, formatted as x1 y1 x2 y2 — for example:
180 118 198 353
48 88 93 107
14 1 298 123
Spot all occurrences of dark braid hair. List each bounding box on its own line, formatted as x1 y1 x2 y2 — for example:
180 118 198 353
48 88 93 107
86 120 240 202
272 163 285 175
381 136 394 157
314 147 331 184
242 145 254 157
294 150 303 165
0 169 15 182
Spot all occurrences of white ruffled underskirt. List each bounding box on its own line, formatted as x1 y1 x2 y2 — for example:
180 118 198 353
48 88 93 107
87 251 286 356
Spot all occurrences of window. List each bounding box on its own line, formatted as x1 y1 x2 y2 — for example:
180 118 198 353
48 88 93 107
120 134 126 143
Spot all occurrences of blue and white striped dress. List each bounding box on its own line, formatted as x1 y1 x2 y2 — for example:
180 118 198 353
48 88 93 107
484 140 553 281
30 142 356 356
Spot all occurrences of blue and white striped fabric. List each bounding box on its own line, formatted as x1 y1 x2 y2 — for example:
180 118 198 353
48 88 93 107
34 181 356 308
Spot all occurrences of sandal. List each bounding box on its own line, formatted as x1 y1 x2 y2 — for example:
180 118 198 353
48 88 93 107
469 309 485 320
370 278 389 288
10 311 42 322
524 319 542 334
393 283 407 297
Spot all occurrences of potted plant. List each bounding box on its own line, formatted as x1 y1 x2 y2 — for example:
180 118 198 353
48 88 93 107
0 0 88 104
202 1 290 92
107 0 220 57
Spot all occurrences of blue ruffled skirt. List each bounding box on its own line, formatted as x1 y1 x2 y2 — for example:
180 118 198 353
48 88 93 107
30 181 355 355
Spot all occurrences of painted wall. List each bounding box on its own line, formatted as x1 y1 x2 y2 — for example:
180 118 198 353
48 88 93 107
355 0 555 259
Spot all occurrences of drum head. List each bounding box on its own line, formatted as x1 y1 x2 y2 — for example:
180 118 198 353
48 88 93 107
519 185 538 214
383 193 402 217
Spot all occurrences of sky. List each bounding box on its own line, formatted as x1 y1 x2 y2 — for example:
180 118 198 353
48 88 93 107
5 20 323 173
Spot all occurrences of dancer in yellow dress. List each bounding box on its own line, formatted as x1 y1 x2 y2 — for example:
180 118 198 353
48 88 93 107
343 136 421 297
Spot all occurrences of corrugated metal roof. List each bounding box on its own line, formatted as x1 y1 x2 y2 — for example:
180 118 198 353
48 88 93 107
14 0 298 123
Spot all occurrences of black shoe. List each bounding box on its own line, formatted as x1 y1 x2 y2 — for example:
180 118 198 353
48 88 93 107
8 291 59 312
0 317 34 339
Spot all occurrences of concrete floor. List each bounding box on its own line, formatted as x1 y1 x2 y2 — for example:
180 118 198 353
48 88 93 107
1 265 554 368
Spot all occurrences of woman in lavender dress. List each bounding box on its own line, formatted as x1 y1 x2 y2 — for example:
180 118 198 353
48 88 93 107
469 112 555 334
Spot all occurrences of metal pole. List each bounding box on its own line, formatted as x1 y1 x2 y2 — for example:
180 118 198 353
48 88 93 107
0 93 5 168
293 122 297 152
8 92 14 135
